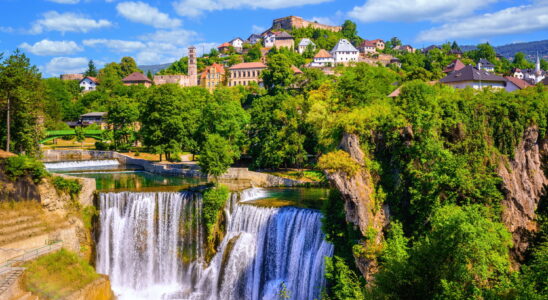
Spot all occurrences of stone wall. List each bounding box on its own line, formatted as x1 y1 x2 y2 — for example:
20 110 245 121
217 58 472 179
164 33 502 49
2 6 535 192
42 150 313 188
272 16 342 32
65 275 115 300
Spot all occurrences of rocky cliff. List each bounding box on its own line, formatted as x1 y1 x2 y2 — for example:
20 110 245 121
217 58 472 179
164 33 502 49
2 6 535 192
498 126 547 262
324 133 389 281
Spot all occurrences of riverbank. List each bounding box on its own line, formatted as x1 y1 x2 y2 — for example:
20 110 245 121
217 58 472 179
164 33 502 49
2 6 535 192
42 149 318 188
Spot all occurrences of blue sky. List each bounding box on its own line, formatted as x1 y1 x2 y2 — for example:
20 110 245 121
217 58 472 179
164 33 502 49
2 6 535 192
0 0 546 77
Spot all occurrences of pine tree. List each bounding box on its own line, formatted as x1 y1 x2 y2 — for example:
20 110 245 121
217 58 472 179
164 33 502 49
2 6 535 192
84 60 98 77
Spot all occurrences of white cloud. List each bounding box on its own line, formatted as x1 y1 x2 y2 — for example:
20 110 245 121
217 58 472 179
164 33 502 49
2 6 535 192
139 29 198 46
20 39 82 56
172 0 332 17
251 25 266 33
348 0 499 23
310 16 335 26
116 1 182 28
83 39 146 52
0 26 14 33
417 3 548 42
47 0 80 4
44 57 89 76
30 11 112 34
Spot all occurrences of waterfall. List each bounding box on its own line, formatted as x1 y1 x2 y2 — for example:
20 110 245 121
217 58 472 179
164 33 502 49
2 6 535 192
97 192 204 300
45 159 120 170
239 187 268 202
192 204 334 300
97 190 333 300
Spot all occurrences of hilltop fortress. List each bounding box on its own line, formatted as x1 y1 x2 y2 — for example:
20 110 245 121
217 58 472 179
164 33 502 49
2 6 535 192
271 16 342 32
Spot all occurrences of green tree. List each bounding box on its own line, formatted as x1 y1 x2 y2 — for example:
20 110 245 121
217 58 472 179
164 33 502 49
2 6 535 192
146 70 153 80
107 96 139 150
341 20 362 45
390 37 402 48
262 53 295 94
97 62 123 92
74 126 85 148
0 50 44 155
198 133 235 179
84 60 98 77
244 44 262 62
513 52 533 69
119 56 141 77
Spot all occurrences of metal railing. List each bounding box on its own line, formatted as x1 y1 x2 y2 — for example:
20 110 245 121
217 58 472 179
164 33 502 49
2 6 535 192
0 240 63 274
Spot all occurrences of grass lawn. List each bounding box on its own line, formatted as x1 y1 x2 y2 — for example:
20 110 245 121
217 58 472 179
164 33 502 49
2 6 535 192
22 248 99 299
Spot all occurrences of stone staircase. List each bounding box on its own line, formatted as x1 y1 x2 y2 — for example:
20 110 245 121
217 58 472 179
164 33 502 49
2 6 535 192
0 217 49 247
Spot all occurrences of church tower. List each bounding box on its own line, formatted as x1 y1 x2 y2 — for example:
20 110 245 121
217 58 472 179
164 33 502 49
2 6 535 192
188 46 197 86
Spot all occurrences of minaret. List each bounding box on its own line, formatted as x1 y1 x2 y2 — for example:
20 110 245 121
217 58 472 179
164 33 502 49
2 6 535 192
535 52 541 75
188 46 197 86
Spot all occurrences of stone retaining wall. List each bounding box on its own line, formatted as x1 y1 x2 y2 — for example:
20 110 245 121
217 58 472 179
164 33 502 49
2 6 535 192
42 150 314 187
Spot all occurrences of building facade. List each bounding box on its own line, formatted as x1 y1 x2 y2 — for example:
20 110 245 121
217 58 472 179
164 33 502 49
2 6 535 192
309 49 334 67
271 16 342 32
79 76 98 92
331 39 359 64
122 72 152 87
298 38 316 54
228 62 267 87
200 63 225 91
153 46 198 87
60 73 84 81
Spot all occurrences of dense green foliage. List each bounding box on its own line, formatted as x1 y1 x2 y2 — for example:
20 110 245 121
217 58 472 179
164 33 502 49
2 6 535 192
198 134 236 178
4 155 47 183
52 176 82 199
0 50 44 155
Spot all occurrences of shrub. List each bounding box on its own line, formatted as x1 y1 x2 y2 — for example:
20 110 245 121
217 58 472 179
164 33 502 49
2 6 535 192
4 155 47 183
318 150 361 176
94 141 109 150
202 185 230 234
23 249 99 299
52 176 82 198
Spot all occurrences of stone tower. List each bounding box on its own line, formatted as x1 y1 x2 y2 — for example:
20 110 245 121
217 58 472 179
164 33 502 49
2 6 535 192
188 46 197 86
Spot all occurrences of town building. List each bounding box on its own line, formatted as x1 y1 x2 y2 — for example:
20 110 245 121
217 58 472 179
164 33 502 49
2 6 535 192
477 58 495 72
291 66 303 75
309 49 334 67
389 58 401 68
262 31 295 49
331 39 359 64
153 46 198 87
80 112 108 129
200 63 225 91
449 49 463 58
122 72 152 87
218 42 231 53
440 65 506 90
228 62 267 87
60 73 84 81
79 76 99 92
422 45 441 53
513 55 546 84
358 40 377 53
504 76 532 92
247 34 262 45
393 45 415 53
271 16 342 32
298 38 316 54
229 38 244 52
443 59 465 74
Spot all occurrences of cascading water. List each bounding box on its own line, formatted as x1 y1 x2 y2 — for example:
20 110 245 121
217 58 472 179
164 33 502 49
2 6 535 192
96 188 333 300
239 187 268 202
97 192 204 299
44 159 120 170
191 204 333 300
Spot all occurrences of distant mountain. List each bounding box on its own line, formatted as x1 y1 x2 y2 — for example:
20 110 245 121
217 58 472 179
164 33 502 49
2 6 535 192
138 63 173 75
461 40 548 60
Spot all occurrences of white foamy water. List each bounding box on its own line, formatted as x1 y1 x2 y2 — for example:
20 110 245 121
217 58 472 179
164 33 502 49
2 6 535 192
239 187 269 202
44 159 120 170
97 190 333 300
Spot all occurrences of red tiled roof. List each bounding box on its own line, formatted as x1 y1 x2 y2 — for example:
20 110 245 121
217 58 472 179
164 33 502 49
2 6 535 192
314 49 332 58
200 63 226 80
291 66 303 74
360 40 377 47
443 59 465 73
122 72 151 83
505 76 532 90
218 42 230 48
229 62 267 70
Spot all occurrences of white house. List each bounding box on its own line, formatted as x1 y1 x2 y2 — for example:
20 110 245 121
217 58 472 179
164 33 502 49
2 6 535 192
331 39 359 64
262 31 276 48
477 58 495 72
298 38 316 54
79 76 98 92
309 49 334 67
229 38 244 52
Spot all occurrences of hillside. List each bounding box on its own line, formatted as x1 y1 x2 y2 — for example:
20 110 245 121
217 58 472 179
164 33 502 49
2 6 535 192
138 63 173 75
461 40 548 60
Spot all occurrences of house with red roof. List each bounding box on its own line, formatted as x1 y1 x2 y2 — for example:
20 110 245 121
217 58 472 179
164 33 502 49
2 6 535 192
122 72 152 87
200 63 226 91
309 49 334 67
443 59 465 74
79 76 99 92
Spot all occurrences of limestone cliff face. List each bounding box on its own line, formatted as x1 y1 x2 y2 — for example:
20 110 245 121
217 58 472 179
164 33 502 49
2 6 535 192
498 127 547 262
324 133 389 281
